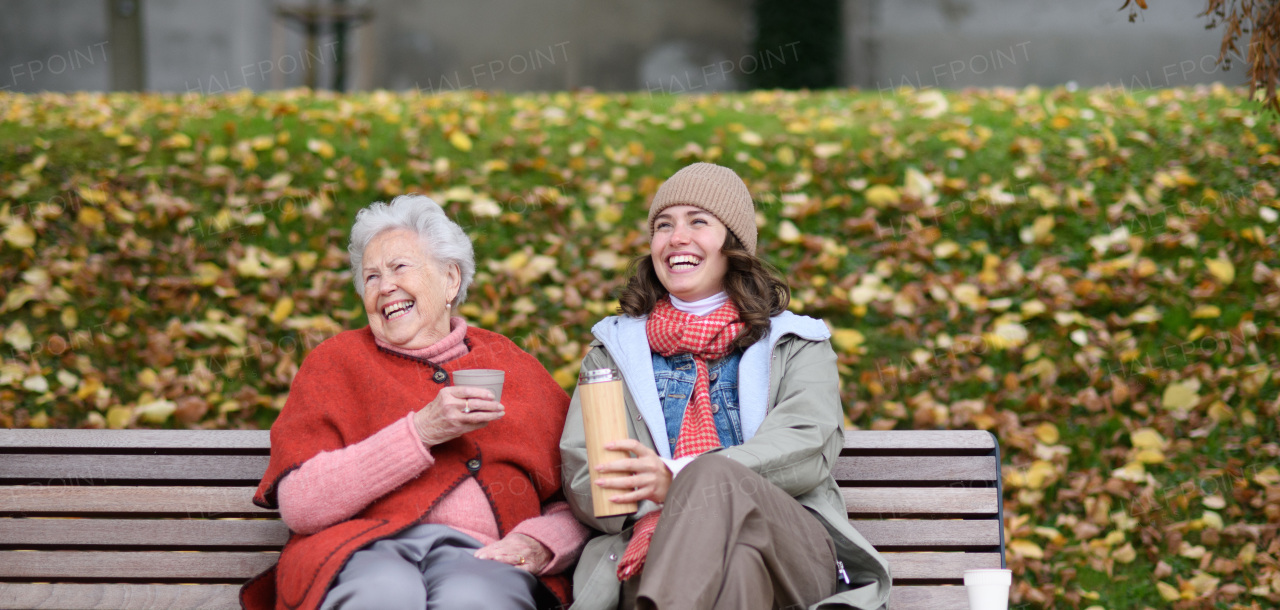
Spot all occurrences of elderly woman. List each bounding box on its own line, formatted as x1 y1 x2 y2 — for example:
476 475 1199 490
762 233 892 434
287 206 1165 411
561 163 891 609
240 195 587 610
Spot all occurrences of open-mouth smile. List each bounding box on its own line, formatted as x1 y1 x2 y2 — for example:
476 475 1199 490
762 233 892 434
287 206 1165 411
382 300 414 321
666 254 703 272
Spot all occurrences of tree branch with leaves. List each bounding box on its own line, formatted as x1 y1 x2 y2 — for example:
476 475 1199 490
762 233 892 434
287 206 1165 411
1124 0 1280 112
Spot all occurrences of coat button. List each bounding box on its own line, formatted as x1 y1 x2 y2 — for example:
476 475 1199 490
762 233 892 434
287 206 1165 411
433 370 448 383
709 372 718 383
466 458 481 472
712 404 720 414
635 413 642 421
609 553 617 561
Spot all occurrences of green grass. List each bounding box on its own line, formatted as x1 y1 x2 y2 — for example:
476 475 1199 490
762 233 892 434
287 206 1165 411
1 86 1278 608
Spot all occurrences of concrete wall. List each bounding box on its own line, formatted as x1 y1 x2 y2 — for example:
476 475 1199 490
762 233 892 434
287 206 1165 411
0 0 1250 94
1 1 111 92
846 0 1248 92
365 0 753 94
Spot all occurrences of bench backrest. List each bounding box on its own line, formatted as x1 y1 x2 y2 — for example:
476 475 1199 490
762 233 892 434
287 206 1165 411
0 429 278 609
0 429 1004 610
840 430 1006 609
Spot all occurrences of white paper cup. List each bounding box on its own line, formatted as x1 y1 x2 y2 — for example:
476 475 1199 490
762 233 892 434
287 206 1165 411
452 369 504 402
964 569 1011 610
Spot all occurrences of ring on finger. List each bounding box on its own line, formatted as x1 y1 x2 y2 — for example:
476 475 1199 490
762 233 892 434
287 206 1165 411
464 399 471 414
518 556 526 565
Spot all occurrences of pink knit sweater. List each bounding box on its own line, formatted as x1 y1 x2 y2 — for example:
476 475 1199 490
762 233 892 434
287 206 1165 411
276 319 588 575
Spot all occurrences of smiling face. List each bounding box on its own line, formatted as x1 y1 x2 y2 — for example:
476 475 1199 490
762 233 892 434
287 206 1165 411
361 228 461 349
650 205 730 302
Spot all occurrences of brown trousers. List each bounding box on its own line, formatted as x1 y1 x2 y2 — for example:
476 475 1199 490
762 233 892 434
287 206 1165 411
622 454 838 610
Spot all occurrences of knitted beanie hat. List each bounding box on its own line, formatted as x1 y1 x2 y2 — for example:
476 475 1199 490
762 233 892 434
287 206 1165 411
648 163 757 254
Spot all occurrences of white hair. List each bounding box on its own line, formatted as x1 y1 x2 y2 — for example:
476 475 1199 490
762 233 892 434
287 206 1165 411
348 194 476 308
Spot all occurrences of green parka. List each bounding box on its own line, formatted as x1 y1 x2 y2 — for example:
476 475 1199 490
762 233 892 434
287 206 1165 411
560 313 891 610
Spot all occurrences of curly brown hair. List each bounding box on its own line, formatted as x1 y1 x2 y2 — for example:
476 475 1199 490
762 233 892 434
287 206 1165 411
617 232 790 349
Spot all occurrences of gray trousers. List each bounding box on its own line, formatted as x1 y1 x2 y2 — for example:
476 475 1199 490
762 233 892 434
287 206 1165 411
319 523 538 610
628 454 838 610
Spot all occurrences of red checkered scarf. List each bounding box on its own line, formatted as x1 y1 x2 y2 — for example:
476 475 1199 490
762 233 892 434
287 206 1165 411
617 297 744 580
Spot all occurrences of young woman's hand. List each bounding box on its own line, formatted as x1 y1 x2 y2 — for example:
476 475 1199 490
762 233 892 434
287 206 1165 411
594 439 673 504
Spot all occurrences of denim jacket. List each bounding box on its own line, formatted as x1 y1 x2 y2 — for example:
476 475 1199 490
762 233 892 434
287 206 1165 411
650 351 743 454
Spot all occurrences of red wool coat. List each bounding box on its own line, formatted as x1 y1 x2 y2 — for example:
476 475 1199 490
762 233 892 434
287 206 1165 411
239 326 572 610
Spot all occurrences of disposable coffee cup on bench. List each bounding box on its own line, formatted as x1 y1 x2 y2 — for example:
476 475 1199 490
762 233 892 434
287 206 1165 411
578 368 638 517
452 369 504 402
963 568 1012 610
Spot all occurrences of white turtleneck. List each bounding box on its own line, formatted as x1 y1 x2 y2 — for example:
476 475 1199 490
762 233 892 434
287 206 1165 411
670 291 729 316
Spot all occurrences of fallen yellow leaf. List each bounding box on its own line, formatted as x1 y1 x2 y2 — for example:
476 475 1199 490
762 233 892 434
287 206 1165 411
4 285 36 312
78 207 106 230
22 374 49 393
1008 539 1044 560
162 133 193 149
270 296 295 324
1034 422 1060 445
1207 401 1233 422
1205 256 1235 284
77 187 108 204
449 131 473 152
1024 460 1058 490
193 262 223 287
1192 305 1221 319
1162 379 1201 411
1130 428 1166 450
307 138 336 159
1188 571 1220 596
813 142 842 158
3 220 36 248
137 399 177 424
864 184 900 208
1134 449 1165 464
1156 581 1181 602
778 220 802 243
106 406 133 429
4 321 33 352
831 329 865 354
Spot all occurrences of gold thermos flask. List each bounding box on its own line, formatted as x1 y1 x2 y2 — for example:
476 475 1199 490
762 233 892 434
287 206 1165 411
578 368 640 517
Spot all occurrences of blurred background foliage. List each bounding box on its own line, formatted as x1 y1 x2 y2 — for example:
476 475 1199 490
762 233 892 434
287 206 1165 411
0 86 1278 607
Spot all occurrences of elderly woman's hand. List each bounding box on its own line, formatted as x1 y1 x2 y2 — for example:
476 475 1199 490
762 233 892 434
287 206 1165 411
595 439 673 504
474 533 552 574
413 386 504 447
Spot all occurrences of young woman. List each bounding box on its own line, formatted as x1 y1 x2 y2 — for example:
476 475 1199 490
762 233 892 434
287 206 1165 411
561 163 890 610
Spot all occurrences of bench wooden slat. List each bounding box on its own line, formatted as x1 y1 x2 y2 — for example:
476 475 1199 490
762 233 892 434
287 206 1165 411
887 585 970 609
0 518 289 548
0 430 270 452
0 429 1006 608
832 456 997 484
842 430 995 453
0 583 242 610
848 519 999 549
0 551 278 580
0 455 269 483
883 552 1003 582
842 487 999 517
0 486 273 517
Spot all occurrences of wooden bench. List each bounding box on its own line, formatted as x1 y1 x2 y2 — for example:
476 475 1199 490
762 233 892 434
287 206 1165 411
0 429 1004 609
